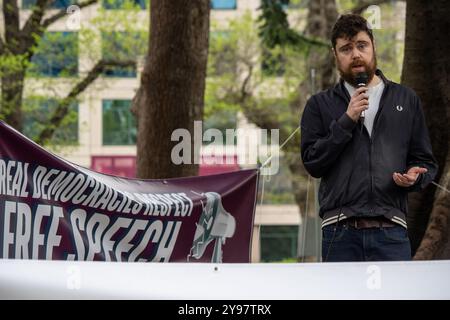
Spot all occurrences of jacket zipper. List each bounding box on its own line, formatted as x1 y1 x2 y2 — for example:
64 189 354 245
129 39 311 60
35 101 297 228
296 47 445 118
369 132 374 215
369 81 390 215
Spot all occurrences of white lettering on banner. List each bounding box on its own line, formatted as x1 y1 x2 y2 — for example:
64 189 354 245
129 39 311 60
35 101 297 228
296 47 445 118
46 206 63 259
116 219 148 261
70 211 181 262
152 221 181 262
128 220 163 262
86 213 110 261
32 166 46 199
1 159 195 218
1 201 183 261
15 202 32 259
2 201 15 258
0 160 29 197
102 217 132 261
0 159 195 261
69 209 86 261
2 201 62 259
32 204 51 259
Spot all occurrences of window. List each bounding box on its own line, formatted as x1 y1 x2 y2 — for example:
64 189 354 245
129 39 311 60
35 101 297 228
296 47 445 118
22 0 74 9
102 0 147 9
29 32 78 77
92 156 136 178
260 225 298 262
23 97 79 144
101 31 146 78
102 100 137 145
211 0 237 10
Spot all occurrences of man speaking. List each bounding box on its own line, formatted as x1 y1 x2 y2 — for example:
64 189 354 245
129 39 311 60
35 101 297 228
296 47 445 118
300 14 437 262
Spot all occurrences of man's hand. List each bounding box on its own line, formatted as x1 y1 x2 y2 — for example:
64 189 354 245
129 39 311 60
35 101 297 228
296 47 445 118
346 87 369 122
393 167 428 187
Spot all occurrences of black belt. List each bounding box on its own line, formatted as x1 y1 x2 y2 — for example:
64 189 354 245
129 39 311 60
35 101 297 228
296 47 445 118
341 217 397 229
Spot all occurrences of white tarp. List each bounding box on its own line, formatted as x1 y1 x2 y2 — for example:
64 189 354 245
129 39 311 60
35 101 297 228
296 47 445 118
0 259 449 299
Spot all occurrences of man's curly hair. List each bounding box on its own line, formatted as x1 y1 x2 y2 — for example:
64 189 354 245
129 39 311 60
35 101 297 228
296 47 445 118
331 14 374 50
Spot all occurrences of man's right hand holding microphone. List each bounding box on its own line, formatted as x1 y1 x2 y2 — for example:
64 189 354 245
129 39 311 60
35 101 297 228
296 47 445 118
346 87 369 122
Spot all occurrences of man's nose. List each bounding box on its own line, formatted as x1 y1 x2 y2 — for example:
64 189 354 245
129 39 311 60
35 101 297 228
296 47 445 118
351 47 362 59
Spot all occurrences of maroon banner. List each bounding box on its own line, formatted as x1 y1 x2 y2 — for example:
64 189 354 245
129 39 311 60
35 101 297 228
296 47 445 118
0 121 258 262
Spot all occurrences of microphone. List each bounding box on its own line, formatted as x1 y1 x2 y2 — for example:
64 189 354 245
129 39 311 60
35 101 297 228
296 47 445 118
355 72 368 119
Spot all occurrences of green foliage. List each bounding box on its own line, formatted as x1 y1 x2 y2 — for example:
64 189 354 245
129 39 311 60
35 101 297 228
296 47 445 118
276 257 298 263
369 5 404 83
205 13 258 116
258 156 296 205
257 0 328 51
102 0 148 10
206 11 305 121
0 53 29 77
260 225 298 262
208 31 237 76
102 99 137 145
203 109 237 145
258 0 303 49
0 2 149 146
336 0 360 12
27 32 79 78
101 31 147 76
22 96 79 145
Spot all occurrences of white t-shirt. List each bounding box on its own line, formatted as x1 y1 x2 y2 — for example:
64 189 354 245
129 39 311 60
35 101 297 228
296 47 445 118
344 80 385 136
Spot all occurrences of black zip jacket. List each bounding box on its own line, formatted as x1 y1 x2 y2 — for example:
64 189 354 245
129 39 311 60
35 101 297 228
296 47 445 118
300 69 438 228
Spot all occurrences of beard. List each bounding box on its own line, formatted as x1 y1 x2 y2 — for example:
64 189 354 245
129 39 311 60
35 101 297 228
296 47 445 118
337 54 377 87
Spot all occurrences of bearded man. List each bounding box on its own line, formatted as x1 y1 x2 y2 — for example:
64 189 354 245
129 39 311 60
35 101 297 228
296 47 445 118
300 14 437 262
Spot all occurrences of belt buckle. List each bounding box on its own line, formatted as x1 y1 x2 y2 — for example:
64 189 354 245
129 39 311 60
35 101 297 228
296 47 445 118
347 218 358 229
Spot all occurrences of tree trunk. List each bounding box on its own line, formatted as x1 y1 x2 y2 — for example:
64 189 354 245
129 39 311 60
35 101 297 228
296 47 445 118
401 0 450 259
133 0 210 179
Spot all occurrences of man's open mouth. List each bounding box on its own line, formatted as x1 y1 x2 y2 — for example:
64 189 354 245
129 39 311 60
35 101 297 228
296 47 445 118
352 65 365 70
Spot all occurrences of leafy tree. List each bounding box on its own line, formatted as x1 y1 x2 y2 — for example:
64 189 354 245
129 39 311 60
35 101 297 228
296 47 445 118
0 0 142 145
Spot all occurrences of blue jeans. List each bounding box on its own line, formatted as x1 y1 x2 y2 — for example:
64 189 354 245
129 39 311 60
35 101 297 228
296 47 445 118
322 224 412 262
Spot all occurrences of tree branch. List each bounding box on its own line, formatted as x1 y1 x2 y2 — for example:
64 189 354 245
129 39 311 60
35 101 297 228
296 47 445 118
237 67 281 131
3 0 21 52
21 0 52 41
36 59 135 145
42 0 98 28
